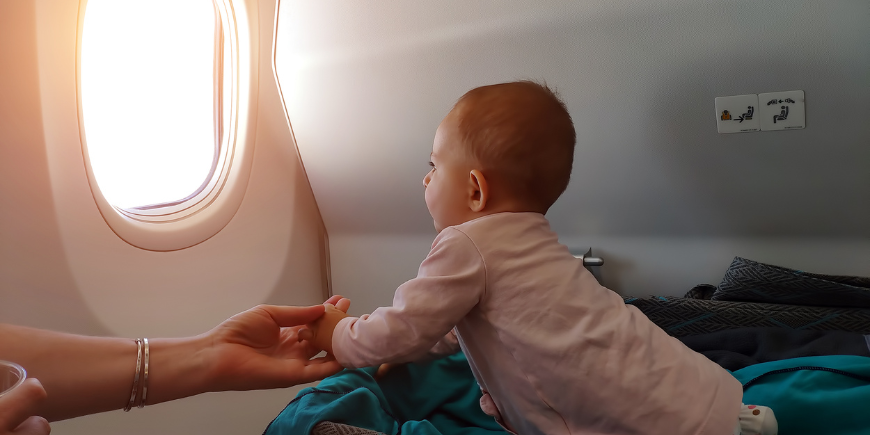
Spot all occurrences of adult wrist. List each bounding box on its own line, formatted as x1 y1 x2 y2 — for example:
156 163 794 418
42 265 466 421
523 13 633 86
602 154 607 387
143 335 212 404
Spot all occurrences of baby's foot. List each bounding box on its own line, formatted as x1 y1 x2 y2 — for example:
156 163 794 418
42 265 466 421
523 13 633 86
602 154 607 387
739 404 777 435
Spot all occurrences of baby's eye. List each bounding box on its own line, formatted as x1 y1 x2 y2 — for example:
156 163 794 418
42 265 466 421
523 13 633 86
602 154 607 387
428 161 435 170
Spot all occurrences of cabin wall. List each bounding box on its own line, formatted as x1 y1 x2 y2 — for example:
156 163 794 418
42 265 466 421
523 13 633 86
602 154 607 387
0 0 327 433
274 0 870 314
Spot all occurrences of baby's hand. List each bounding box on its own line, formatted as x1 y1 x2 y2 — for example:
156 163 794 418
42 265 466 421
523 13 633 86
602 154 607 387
298 304 348 355
375 363 396 379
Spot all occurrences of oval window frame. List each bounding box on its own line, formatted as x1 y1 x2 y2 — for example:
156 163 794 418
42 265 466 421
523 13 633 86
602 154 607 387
74 0 256 251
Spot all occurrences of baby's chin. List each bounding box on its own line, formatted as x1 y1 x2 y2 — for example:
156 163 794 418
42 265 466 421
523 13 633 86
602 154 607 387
432 217 470 232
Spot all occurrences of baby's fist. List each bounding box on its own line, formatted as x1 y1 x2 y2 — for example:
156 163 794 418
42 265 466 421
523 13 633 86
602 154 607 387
298 304 347 355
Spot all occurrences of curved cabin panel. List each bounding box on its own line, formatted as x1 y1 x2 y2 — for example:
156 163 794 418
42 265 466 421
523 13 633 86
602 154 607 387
1 0 327 433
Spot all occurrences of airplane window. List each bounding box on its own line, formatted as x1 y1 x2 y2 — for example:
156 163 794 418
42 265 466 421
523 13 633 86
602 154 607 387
75 0 251 251
81 0 226 210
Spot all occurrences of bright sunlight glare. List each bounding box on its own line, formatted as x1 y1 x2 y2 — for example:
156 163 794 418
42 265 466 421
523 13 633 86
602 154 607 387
82 0 216 209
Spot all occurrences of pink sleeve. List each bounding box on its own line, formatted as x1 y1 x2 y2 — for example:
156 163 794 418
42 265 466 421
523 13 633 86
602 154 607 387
426 329 461 359
402 329 462 365
331 228 485 368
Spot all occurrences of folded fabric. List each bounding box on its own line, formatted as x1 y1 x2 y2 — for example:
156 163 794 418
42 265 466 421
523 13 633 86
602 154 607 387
733 355 870 435
684 284 717 300
712 257 870 308
625 296 870 336
312 422 384 435
679 327 870 371
263 352 507 435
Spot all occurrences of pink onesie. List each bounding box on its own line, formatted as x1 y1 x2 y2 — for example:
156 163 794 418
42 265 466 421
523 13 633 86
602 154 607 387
332 212 742 435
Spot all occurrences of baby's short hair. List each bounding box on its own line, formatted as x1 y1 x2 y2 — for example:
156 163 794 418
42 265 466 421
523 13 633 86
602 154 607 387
452 81 576 211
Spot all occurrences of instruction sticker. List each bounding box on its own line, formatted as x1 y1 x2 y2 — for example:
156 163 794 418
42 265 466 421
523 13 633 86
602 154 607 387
759 90 805 131
715 94 760 133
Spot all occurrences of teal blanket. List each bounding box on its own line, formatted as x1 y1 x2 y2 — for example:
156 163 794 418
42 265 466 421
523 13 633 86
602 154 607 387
733 355 870 435
265 354 870 435
263 352 506 435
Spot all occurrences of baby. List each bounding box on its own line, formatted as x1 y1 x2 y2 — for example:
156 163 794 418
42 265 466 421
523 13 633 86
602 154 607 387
302 81 777 435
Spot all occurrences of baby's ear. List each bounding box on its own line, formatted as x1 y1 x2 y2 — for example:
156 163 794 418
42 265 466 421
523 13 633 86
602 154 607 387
468 169 489 212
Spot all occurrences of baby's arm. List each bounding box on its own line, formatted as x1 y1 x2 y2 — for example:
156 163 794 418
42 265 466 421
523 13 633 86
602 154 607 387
331 228 485 368
424 329 461 360
376 330 459 378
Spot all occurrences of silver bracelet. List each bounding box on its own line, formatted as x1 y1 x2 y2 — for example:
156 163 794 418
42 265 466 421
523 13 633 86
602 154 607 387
138 338 150 408
124 339 143 412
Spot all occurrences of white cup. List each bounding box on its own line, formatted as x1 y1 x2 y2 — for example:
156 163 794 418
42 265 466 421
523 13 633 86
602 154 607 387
0 360 26 398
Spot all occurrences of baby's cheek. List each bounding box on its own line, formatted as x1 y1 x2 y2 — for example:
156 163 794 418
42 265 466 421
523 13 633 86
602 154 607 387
423 185 435 208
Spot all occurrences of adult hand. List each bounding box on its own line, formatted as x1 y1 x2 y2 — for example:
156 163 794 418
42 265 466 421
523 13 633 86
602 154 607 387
204 297 351 392
0 378 50 435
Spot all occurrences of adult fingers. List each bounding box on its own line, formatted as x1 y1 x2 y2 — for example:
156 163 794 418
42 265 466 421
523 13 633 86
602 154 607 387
249 353 340 389
292 358 343 385
0 379 47 433
259 305 325 328
11 416 50 435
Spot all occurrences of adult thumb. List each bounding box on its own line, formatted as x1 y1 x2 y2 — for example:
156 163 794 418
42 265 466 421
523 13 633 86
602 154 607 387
0 378 49 434
12 416 50 435
297 328 314 342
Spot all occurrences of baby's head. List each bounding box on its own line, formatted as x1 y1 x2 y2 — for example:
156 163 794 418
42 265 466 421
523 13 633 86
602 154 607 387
423 81 575 231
